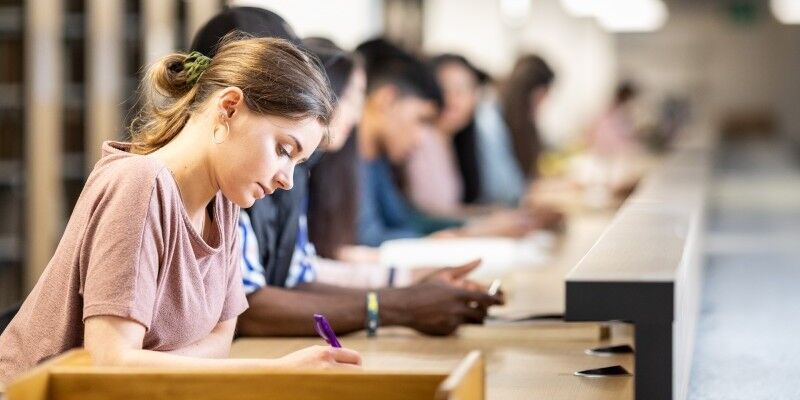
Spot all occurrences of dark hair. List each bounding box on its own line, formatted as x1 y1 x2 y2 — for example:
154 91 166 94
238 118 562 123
303 38 361 258
303 37 358 104
615 81 637 105
452 120 482 203
130 34 334 154
431 53 490 84
431 53 486 203
500 54 555 179
356 38 443 110
190 7 302 55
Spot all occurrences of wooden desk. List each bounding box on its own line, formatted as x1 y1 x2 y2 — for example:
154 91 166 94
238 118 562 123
232 323 633 400
566 136 712 400
232 210 631 400
493 211 616 318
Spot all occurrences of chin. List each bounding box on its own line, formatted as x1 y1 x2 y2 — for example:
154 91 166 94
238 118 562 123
224 191 256 209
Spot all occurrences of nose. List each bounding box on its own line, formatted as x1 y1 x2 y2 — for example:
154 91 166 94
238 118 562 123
275 164 295 191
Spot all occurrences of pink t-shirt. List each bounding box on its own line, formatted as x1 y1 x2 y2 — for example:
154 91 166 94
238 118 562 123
0 141 248 384
405 130 463 215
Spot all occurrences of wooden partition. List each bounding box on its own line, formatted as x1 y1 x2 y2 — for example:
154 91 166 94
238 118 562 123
565 131 713 400
6 349 484 400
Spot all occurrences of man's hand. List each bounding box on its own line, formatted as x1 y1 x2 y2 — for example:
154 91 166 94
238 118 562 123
383 280 503 336
415 259 491 294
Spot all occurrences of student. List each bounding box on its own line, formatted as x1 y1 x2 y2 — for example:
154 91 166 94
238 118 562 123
355 39 466 247
303 37 364 261
590 81 640 157
0 35 362 385
500 54 555 180
191 9 501 337
355 40 548 246
405 54 488 215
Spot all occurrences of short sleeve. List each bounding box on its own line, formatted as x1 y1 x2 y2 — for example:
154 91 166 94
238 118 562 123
80 175 164 331
220 207 249 322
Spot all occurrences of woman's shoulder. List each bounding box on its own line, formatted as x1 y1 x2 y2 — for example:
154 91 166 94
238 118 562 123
91 141 166 182
82 142 171 207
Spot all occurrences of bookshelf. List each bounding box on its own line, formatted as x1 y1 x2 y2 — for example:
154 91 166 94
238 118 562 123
1 0 223 308
0 0 23 309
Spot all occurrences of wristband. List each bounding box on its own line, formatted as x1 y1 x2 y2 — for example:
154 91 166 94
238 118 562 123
366 291 379 337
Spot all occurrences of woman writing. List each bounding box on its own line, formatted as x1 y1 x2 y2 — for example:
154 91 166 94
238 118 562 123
0 35 361 384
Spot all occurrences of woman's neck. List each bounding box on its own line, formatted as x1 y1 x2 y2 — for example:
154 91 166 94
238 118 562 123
150 117 219 220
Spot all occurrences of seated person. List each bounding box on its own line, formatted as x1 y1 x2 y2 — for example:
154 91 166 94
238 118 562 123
192 8 502 338
355 39 558 248
0 28 361 385
405 53 489 215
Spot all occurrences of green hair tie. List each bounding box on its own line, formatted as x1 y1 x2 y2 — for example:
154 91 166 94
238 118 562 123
184 51 212 87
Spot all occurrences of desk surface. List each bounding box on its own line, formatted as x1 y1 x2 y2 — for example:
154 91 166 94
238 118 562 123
492 211 615 318
232 211 631 400
232 324 633 400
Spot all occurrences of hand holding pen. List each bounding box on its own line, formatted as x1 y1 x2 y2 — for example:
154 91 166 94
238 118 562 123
271 314 361 369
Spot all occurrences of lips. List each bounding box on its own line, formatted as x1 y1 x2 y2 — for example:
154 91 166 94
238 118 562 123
256 183 269 198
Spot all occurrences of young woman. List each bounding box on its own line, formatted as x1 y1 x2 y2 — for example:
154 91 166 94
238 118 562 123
404 54 488 215
500 54 555 180
0 35 361 385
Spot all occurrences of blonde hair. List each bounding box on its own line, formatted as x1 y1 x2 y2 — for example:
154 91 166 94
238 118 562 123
129 34 334 154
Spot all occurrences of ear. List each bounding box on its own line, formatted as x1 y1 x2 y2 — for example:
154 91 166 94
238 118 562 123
216 87 244 119
371 84 400 111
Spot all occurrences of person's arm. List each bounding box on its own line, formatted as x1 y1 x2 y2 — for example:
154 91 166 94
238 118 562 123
237 284 378 336
408 207 465 235
237 279 502 338
84 315 361 370
165 318 237 358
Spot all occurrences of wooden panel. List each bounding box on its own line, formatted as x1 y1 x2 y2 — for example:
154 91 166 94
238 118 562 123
24 0 64 292
48 370 445 400
85 0 124 169
6 350 89 400
435 351 483 400
6 349 486 400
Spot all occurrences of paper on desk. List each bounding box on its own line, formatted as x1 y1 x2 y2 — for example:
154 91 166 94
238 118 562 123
379 232 554 281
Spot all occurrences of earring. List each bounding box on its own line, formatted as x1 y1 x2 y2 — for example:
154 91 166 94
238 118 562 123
212 117 230 144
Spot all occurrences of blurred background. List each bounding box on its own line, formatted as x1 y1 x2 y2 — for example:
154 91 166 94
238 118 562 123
1 3 799 391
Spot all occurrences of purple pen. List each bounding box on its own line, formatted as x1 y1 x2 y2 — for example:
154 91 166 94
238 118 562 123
313 313 342 348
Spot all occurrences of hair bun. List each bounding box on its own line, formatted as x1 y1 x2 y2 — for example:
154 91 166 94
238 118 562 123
167 60 184 74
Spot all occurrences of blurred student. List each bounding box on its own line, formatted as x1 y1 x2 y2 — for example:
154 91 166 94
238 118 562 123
500 55 555 180
355 40 555 247
404 54 488 215
584 81 644 201
0 32 362 385
590 81 639 157
355 39 465 246
192 9 501 338
405 53 566 238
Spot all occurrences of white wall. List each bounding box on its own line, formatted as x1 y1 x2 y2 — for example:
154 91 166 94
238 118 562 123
616 2 800 139
423 0 618 146
228 0 384 50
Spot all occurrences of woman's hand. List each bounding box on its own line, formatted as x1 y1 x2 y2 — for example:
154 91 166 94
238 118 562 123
276 345 362 370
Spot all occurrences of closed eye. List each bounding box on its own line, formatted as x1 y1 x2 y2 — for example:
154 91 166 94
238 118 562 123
276 143 293 158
